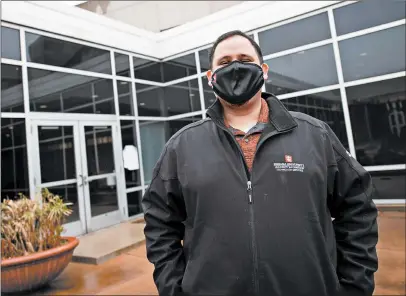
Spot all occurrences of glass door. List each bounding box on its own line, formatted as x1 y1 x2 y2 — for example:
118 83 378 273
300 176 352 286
32 120 125 236
79 121 124 232
32 121 86 237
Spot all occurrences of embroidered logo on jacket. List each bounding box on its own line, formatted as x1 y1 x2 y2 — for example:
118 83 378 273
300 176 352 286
274 155 305 173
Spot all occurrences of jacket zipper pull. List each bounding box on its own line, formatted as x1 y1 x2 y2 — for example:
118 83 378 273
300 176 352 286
247 181 253 204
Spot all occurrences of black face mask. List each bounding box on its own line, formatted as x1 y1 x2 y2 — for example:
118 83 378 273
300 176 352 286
211 61 265 105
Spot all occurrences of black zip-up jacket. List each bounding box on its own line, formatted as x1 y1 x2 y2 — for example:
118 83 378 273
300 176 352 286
142 93 378 296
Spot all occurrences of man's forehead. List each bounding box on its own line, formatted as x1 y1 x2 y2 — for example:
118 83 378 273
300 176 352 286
213 36 257 58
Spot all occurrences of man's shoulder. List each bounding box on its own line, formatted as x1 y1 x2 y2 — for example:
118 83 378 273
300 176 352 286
288 111 329 133
167 117 213 145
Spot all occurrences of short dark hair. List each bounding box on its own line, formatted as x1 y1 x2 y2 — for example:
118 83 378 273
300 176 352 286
209 30 264 69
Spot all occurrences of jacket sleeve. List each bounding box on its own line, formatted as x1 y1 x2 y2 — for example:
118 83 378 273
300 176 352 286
142 145 186 296
324 124 379 296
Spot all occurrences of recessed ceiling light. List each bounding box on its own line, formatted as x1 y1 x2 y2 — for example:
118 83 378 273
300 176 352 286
120 81 128 85
39 105 47 109
139 103 145 106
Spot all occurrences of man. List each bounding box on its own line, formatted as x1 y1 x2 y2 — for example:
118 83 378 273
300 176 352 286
142 30 378 296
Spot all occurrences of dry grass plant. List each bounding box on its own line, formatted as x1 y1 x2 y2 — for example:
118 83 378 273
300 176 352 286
1 189 73 259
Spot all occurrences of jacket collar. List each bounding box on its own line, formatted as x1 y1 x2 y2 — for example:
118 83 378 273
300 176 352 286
206 92 298 133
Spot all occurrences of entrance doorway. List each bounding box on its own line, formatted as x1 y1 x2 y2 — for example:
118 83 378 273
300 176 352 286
31 120 125 236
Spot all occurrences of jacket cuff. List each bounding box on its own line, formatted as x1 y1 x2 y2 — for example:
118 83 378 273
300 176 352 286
337 285 369 296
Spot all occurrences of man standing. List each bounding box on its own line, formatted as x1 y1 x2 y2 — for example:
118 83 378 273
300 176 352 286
142 30 378 296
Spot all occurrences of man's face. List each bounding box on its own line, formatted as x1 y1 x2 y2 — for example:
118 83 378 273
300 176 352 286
206 35 269 87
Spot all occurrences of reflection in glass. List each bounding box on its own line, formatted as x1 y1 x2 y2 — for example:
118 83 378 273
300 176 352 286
1 64 24 112
259 13 330 55
127 190 143 217
334 0 406 36
162 53 197 82
136 80 201 117
1 27 21 60
117 81 134 116
121 120 141 188
1 119 29 200
339 25 406 82
88 177 119 217
45 185 79 224
199 47 211 72
25 32 111 74
115 53 131 77
265 45 338 95
346 77 406 166
281 90 348 148
370 170 406 200
84 126 115 176
38 126 76 183
28 68 115 114
140 116 202 184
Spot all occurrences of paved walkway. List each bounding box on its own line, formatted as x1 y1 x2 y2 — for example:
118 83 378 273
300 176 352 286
18 211 406 295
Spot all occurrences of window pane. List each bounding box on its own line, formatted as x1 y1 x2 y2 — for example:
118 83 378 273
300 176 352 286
1 64 24 112
370 170 406 200
127 191 143 217
1 27 21 60
117 81 134 116
28 68 115 114
25 32 111 74
38 126 75 183
334 0 406 36
115 53 130 77
136 80 201 117
202 75 216 108
281 90 348 149
140 116 202 184
162 53 197 82
346 77 406 166
120 120 141 188
259 13 330 56
199 47 211 72
133 57 162 82
1 118 29 201
265 45 338 95
339 25 406 82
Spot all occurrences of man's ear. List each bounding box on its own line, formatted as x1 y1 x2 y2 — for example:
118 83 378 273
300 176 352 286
206 70 213 87
262 63 269 80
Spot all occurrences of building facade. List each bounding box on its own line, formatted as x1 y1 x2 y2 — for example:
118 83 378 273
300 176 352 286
1 0 405 236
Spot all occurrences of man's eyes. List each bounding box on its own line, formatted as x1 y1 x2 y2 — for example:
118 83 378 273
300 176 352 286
219 59 252 65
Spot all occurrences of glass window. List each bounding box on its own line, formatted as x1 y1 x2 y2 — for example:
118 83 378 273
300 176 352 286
140 116 202 184
133 57 163 82
162 53 197 82
25 32 111 74
1 118 29 201
38 126 76 183
1 64 24 112
339 25 406 82
199 47 211 72
1 27 21 60
334 0 406 36
115 53 130 77
117 81 134 116
127 190 143 217
202 75 216 108
346 77 406 166
281 90 348 149
259 13 330 56
120 120 141 188
370 170 406 200
265 45 338 95
28 68 115 114
136 79 201 117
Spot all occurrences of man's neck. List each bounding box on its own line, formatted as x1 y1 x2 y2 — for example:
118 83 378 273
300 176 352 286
222 95 263 132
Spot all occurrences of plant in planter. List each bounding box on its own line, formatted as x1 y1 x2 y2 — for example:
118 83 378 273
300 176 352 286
1 189 80 293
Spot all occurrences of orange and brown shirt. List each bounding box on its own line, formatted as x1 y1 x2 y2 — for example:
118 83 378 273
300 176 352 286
224 99 270 171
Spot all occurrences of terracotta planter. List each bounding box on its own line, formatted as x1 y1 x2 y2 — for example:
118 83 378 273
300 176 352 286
1 236 79 294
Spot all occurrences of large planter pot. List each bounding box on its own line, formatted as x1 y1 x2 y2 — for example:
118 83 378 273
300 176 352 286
1 236 79 294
